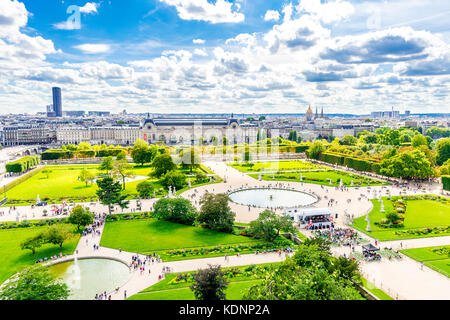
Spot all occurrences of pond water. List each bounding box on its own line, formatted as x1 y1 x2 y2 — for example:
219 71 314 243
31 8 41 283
49 258 131 300
229 188 317 208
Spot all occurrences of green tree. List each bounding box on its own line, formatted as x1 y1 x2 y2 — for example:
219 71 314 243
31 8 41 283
0 265 70 300
198 193 235 233
307 141 326 160
43 224 73 249
153 197 198 225
112 159 134 190
380 149 434 179
436 138 450 166
136 180 155 199
131 139 156 166
248 210 296 242
98 156 114 175
190 264 229 301
68 205 94 231
78 168 95 187
339 135 357 146
288 130 298 142
411 134 428 148
329 256 361 283
21 233 45 255
151 153 177 178
244 259 362 300
116 151 127 161
96 177 129 215
160 170 187 190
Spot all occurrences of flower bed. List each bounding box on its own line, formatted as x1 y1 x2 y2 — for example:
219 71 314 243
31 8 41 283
161 238 294 259
394 226 450 237
0 218 68 230
105 212 152 222
168 264 276 285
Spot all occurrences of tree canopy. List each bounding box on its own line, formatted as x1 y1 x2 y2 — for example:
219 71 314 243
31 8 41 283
248 210 296 242
0 265 70 300
151 154 177 178
190 264 229 301
198 193 235 233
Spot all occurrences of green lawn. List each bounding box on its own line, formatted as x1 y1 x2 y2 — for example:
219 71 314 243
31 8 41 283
0 226 80 284
100 218 263 259
352 197 450 241
400 245 450 277
229 160 327 173
2 164 214 205
128 279 262 300
250 170 385 187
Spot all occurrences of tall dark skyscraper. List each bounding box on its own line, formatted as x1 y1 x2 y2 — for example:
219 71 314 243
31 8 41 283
52 87 62 117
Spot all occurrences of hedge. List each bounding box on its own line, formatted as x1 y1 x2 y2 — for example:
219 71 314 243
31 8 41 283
41 150 74 160
313 152 381 174
41 147 126 160
443 176 450 191
5 156 40 173
97 148 126 157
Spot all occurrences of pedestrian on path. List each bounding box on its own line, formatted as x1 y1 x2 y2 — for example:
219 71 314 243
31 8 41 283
124 290 127 299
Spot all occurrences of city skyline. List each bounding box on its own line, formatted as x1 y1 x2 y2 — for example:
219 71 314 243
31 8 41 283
1 0 450 115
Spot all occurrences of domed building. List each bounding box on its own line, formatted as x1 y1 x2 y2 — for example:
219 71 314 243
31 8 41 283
305 105 314 121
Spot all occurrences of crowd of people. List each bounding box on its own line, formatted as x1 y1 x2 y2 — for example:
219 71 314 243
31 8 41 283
313 228 361 247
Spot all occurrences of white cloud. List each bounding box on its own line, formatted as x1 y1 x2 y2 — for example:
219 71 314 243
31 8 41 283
193 39 205 44
79 2 100 14
73 43 111 54
0 0 28 37
264 10 280 22
297 0 354 24
194 48 208 56
160 0 245 23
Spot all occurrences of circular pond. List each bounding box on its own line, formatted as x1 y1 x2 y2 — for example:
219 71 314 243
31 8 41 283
49 258 130 300
229 188 317 208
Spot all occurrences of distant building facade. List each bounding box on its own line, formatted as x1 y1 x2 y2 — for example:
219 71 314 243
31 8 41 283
142 117 258 145
56 127 141 145
2 125 56 146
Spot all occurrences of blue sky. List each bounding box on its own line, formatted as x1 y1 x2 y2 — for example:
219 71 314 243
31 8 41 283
1 0 450 114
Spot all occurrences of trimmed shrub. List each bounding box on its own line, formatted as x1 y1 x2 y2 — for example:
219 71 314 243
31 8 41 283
5 156 40 173
443 176 450 191
41 150 74 160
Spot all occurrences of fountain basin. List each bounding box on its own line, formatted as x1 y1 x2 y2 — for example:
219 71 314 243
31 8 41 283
48 258 131 300
228 188 318 209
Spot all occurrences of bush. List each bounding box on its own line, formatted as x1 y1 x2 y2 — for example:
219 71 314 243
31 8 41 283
443 176 450 191
160 171 187 190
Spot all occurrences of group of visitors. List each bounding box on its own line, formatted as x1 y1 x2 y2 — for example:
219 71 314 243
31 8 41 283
94 292 111 300
313 228 360 246
35 251 66 264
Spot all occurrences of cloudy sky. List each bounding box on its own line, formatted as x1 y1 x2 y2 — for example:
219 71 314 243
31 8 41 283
1 0 450 115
